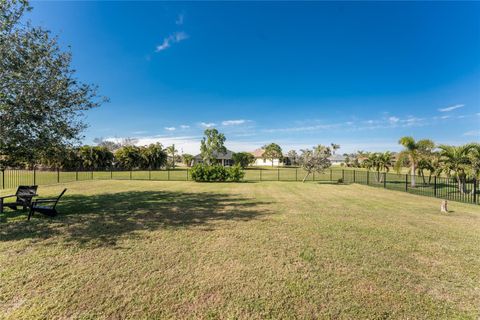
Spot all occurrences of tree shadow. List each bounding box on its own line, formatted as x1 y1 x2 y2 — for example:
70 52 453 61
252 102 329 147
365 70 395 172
0 191 273 247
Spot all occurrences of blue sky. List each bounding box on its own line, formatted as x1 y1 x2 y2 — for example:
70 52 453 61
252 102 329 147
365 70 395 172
29 1 479 154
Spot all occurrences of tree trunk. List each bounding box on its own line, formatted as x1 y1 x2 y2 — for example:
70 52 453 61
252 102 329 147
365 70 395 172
456 176 466 194
411 163 416 187
302 172 310 183
421 172 426 185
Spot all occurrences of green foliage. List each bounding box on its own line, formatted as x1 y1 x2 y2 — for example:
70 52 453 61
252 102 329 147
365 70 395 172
114 146 143 170
0 1 108 167
182 154 195 167
299 145 332 182
114 144 167 170
78 146 114 170
165 144 177 168
141 143 167 169
232 152 255 168
262 143 283 166
286 150 299 166
190 164 245 182
200 129 227 165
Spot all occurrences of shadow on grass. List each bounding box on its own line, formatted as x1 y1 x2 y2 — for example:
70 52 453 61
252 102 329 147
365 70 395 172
0 190 273 247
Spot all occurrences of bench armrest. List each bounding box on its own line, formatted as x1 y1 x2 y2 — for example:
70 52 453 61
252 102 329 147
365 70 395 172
0 195 16 200
33 198 58 203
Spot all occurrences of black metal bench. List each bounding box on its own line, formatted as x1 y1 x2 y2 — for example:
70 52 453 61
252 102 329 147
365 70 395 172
0 185 38 213
28 189 67 220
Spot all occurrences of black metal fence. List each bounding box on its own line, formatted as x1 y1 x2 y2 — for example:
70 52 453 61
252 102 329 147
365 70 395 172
0 168 478 205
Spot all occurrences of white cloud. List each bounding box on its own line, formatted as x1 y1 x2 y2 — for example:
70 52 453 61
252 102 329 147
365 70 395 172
388 116 399 123
155 31 189 52
180 125 190 129
464 130 480 137
200 122 216 128
263 123 341 133
176 14 184 25
222 119 247 126
164 127 176 131
438 104 464 112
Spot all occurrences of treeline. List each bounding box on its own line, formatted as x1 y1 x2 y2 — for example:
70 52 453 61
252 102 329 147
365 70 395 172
342 138 480 193
37 143 170 170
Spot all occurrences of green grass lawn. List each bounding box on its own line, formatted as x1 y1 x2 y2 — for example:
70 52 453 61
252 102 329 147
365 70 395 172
1 181 479 319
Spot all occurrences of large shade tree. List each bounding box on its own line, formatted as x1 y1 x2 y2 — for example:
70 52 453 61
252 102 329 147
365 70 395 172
200 128 226 165
262 143 283 167
0 1 107 168
232 152 255 168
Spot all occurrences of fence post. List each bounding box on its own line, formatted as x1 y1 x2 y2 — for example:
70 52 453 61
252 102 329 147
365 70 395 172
130 170 132 180
111 169 113 180
434 176 437 197
277 168 280 181
57 168 60 183
33 167 36 185
167 169 170 181
367 171 369 185
76 169 78 181
2 169 4 189
295 168 298 181
473 178 477 204
91 171 94 180
186 169 188 181
260 169 262 181
405 174 408 192
342 169 345 181
330 169 332 181
383 172 386 188
353 170 356 183
149 169 151 180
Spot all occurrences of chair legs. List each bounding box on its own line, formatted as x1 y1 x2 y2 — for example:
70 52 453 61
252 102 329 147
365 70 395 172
28 208 34 221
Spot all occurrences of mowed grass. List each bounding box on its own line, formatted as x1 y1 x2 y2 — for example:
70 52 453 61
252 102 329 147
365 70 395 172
1 181 479 319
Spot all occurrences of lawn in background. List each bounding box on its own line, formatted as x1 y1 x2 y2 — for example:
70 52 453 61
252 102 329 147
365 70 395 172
1 180 479 318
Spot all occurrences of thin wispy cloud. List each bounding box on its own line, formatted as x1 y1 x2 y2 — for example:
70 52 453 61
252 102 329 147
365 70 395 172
164 127 176 131
180 125 190 129
200 122 216 128
388 116 399 124
438 104 464 112
176 14 184 25
464 130 480 137
155 31 189 52
222 119 247 126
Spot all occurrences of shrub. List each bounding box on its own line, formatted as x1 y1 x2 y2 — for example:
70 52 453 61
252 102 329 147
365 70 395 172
337 178 344 184
190 164 245 182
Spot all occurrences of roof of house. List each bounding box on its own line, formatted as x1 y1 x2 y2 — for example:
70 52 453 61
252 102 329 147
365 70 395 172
328 154 346 161
250 149 264 158
194 149 234 160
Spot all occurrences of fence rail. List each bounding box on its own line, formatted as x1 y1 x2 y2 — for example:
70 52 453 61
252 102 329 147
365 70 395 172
0 168 478 205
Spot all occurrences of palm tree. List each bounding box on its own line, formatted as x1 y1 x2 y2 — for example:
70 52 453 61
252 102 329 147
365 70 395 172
417 152 442 185
438 144 473 194
396 137 434 187
330 143 340 155
468 143 480 179
377 152 393 182
166 144 177 169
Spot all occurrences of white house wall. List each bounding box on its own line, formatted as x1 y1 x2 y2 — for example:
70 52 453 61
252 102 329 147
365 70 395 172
253 158 282 166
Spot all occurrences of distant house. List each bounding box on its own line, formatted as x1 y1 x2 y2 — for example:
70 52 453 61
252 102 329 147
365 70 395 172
193 150 235 166
250 149 283 166
328 154 346 166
